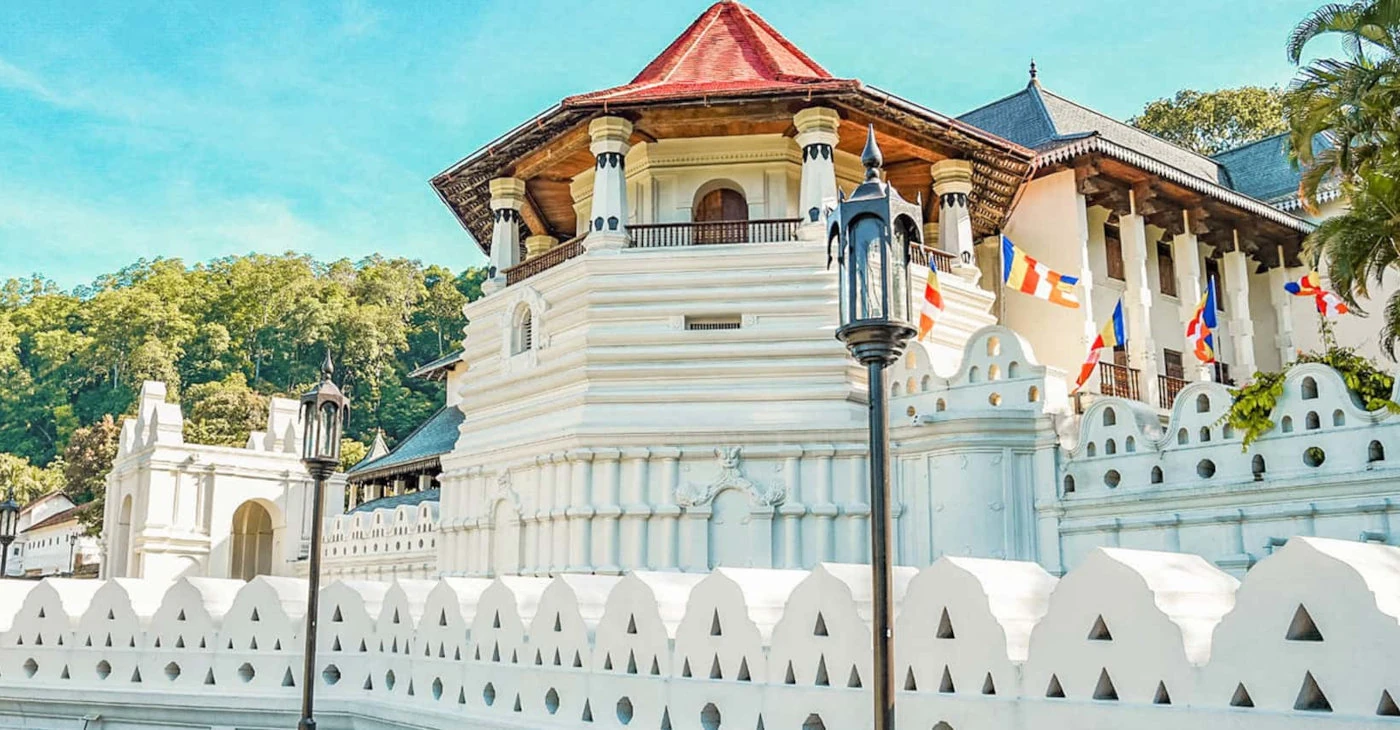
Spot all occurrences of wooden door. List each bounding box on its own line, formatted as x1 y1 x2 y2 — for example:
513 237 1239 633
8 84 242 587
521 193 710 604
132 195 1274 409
694 188 747 243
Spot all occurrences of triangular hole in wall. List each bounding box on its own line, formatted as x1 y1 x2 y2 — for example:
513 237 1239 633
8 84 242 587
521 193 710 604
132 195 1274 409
36 608 44 619
491 643 499 662
363 675 373 691
177 609 186 622
84 636 92 647
981 673 996 695
438 644 445 658
1379 690 1400 716
709 655 723 680
1093 669 1118 701
34 635 42 646
457 687 466 705
553 613 561 632
603 653 613 671
553 649 561 666
453 647 460 661
282 668 296 688
709 610 722 637
785 661 796 685
626 614 637 634
660 708 672 730
627 650 638 675
153 637 160 648
175 636 184 649
1286 604 1323 641
199 638 206 649
573 650 582 668
392 608 400 625
204 669 216 685
59 665 69 680
332 636 341 652
130 667 142 683
492 611 500 629
736 656 750 682
813 613 828 637
534 649 542 666
936 608 955 639
1230 683 1254 708
681 658 692 678
128 637 135 648
511 693 520 712
815 656 829 686
439 609 447 627
473 645 480 661
425 643 431 657
249 637 258 650
650 657 661 676
510 649 518 665
225 639 233 650
847 666 862 688
406 680 414 697
251 608 260 622
1088 615 1112 641
106 609 114 620
360 639 368 653
1294 672 1332 712
1046 674 1065 698
581 699 593 722
1153 681 1171 705
332 606 342 623
904 667 917 691
939 665 955 694
105 634 112 648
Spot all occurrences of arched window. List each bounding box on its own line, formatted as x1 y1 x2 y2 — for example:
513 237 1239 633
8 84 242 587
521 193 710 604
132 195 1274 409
1177 428 1188 445
1102 408 1117 427
1305 411 1320 430
230 501 274 581
1251 454 1266 480
1150 466 1163 484
1063 475 1076 494
1195 394 1211 413
1105 439 1117 455
1369 440 1385 463
693 186 748 244
1301 376 1318 400
1332 409 1345 427
512 306 533 356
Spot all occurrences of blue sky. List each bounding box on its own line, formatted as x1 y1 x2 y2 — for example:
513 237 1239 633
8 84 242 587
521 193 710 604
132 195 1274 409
1 0 1326 288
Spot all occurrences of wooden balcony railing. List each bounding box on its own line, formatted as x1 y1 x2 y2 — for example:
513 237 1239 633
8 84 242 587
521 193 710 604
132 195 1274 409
504 235 585 286
1158 374 1189 410
1098 361 1141 401
910 243 958 274
628 218 799 248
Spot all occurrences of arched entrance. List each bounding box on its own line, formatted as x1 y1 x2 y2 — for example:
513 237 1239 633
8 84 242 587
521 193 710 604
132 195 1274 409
230 501 274 580
692 186 748 244
109 494 133 577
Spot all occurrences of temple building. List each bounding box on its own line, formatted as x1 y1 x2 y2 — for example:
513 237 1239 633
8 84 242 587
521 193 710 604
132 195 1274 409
100 1 1396 586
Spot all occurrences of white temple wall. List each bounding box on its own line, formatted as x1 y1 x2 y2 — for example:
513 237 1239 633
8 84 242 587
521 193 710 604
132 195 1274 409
0 539 1394 729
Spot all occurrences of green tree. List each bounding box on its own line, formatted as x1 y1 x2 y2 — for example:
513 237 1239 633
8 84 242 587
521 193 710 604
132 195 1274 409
183 374 270 447
1285 0 1400 355
1129 86 1286 154
62 415 121 505
339 438 369 473
0 452 64 503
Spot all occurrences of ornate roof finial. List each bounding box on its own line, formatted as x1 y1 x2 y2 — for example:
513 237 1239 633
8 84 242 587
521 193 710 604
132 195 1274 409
861 124 883 182
1029 58 1039 86
320 350 335 381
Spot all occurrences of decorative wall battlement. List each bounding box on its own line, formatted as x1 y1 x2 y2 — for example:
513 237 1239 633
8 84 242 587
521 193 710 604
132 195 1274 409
2 539 1395 729
318 501 440 581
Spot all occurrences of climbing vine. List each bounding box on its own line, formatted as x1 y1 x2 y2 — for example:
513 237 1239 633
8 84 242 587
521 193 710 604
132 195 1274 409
1222 347 1399 449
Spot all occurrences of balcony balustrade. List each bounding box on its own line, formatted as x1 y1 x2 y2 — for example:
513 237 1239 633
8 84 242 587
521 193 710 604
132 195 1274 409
628 218 799 248
1158 374 1189 410
503 235 585 285
1098 361 1142 401
910 243 958 274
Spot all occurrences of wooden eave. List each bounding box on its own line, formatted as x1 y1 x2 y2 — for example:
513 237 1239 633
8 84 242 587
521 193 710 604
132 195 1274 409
431 85 1035 256
1037 135 1311 269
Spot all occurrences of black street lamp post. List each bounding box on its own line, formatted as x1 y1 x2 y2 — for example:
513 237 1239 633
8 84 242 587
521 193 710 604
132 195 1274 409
829 126 922 730
297 352 349 730
0 488 20 580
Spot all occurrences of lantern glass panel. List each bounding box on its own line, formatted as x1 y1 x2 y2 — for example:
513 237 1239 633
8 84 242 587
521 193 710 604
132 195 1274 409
853 216 887 322
890 223 909 324
302 402 317 461
833 232 850 328
318 403 340 460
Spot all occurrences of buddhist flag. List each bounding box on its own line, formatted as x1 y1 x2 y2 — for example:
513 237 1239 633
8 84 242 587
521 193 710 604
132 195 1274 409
917 260 945 341
1186 278 1219 364
1073 300 1125 392
1284 271 1350 317
1002 235 1080 308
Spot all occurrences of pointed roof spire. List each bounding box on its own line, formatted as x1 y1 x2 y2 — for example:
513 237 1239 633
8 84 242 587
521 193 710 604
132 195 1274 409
563 1 855 106
1028 58 1040 87
861 125 883 182
320 350 335 380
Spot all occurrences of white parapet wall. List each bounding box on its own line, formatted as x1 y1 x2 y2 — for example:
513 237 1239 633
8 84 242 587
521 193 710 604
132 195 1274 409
0 538 1395 729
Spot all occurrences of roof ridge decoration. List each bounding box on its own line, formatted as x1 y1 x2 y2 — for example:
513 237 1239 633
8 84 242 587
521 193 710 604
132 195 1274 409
562 1 849 107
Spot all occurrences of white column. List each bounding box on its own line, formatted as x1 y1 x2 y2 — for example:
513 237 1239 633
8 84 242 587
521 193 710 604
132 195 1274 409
565 450 594 573
794 106 840 240
931 159 977 275
483 177 526 295
534 455 553 576
584 116 633 251
1121 194 1161 406
805 447 837 566
648 448 681 570
841 455 870 563
618 448 650 572
1223 240 1257 379
777 448 804 569
1075 194 1097 351
1172 224 1212 382
591 449 622 574
551 455 570 574
1268 261 1298 367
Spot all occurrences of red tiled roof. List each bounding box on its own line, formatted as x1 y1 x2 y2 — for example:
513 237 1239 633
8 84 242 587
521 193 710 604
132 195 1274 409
563 0 857 107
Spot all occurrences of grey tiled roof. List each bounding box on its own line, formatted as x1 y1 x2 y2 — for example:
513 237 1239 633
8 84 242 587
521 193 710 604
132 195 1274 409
959 83 1222 181
349 487 440 514
408 349 464 380
1210 132 1334 205
346 405 464 478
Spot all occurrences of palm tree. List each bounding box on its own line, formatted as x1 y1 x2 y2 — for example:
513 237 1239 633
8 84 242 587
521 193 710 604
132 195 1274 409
1285 1 1400 356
